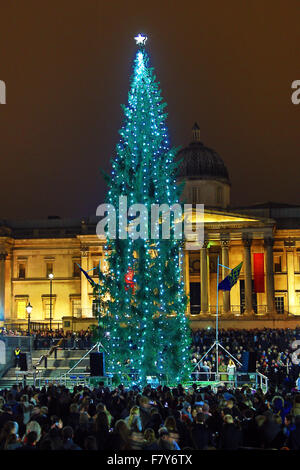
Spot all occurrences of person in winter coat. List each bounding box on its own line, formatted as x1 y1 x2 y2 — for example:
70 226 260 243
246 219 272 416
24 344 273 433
191 413 210 450
218 415 243 450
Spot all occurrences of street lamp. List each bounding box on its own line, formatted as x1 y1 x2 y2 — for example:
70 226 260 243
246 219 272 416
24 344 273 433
26 302 32 335
48 273 54 332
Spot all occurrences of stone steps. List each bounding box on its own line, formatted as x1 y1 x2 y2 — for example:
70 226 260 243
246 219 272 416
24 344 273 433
0 349 92 388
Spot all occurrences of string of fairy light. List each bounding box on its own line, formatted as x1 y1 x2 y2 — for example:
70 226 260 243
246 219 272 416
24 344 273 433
102 34 191 383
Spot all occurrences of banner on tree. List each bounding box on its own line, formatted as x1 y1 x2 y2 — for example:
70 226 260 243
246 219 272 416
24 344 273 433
253 253 265 293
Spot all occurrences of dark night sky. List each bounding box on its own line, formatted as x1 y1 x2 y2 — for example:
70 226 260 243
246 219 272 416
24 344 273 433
0 1 299 219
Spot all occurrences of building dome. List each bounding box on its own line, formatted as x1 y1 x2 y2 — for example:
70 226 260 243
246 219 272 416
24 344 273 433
177 124 231 208
177 123 230 184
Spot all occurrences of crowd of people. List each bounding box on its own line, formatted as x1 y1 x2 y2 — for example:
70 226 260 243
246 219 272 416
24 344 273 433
191 328 300 388
0 327 94 350
1 380 300 451
3 326 300 389
31 330 94 350
1 327 300 450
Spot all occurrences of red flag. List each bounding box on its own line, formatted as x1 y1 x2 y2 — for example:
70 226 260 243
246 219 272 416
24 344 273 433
253 253 265 293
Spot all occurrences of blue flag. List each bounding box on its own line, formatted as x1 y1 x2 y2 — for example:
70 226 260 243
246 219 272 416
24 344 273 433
76 263 96 288
218 262 243 291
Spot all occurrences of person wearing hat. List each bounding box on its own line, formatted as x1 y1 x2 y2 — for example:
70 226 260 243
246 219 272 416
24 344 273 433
157 427 180 450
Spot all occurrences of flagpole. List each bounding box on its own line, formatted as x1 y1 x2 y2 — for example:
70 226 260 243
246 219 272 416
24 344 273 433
194 260 243 380
216 256 220 378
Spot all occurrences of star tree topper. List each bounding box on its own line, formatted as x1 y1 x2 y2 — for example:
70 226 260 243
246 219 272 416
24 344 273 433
134 34 148 46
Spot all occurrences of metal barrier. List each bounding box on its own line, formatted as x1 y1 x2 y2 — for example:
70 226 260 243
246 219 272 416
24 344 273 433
59 342 100 386
256 371 268 393
15 369 41 388
190 371 268 392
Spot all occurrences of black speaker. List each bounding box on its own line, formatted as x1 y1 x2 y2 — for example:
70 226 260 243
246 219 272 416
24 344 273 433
242 351 257 373
90 352 105 376
248 352 257 373
19 352 28 371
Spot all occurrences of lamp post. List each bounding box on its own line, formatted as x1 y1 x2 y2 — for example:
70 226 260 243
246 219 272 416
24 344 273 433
49 273 54 332
26 302 32 336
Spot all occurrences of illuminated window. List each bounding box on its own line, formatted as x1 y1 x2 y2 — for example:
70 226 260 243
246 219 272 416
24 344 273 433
93 260 101 277
274 255 282 273
15 296 29 319
71 298 81 317
275 296 284 314
18 263 26 279
42 295 56 319
46 262 53 278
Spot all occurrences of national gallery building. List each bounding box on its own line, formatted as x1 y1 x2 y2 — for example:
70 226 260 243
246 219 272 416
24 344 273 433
1 125 300 331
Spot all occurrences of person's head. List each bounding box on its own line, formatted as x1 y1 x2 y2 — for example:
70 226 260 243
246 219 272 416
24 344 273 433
144 428 156 443
26 420 42 442
182 402 192 414
70 403 79 414
95 411 109 432
164 416 177 432
21 394 29 403
224 414 234 424
203 403 210 413
115 420 131 443
4 433 18 449
158 426 173 445
26 431 38 447
62 426 74 441
79 411 90 426
196 412 205 424
84 435 97 450
139 396 150 409
129 405 140 417
40 406 48 415
226 400 234 409
0 397 5 410
0 421 17 440
12 421 19 436
96 402 107 414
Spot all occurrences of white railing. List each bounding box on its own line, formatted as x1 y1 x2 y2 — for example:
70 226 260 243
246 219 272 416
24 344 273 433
190 371 268 392
59 343 99 386
15 368 41 388
256 371 268 393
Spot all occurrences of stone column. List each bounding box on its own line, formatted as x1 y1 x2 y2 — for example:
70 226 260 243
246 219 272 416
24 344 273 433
0 252 7 322
286 241 296 314
200 241 208 314
80 246 89 318
264 237 275 314
183 250 190 314
242 237 253 314
221 239 230 313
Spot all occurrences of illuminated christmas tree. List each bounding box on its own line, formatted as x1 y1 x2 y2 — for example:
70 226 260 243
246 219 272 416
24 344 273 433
102 34 191 384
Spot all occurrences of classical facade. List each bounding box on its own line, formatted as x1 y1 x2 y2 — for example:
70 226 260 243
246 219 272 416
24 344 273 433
1 125 300 330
